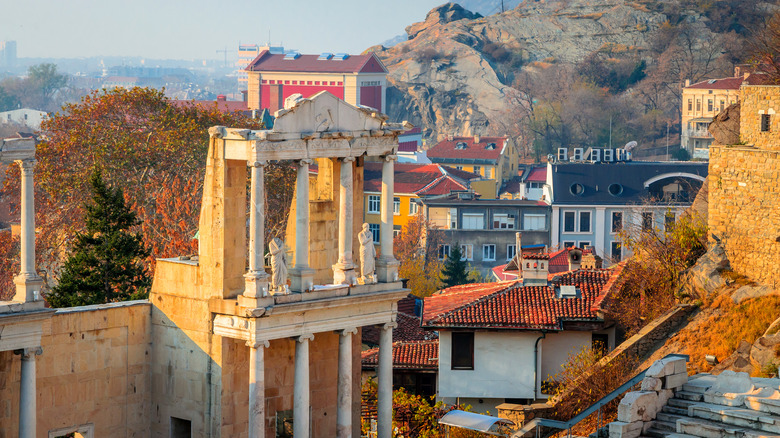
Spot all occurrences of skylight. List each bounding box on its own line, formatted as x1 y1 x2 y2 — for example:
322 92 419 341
283 52 300 60
318 53 333 60
333 53 350 61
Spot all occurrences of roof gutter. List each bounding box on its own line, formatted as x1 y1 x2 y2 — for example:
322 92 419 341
534 331 547 400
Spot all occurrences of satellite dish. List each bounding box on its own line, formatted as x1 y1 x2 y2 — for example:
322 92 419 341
624 141 638 151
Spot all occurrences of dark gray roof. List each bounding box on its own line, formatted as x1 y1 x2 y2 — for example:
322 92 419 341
551 161 708 205
421 197 548 207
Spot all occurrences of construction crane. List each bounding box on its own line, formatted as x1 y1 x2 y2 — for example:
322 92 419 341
216 47 229 68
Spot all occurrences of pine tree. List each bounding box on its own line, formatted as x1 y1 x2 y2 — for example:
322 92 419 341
47 169 150 307
441 244 471 289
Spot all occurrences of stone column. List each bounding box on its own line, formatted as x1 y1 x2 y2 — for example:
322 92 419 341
333 157 357 285
244 161 270 301
248 340 269 438
377 322 396 438
16 347 41 438
294 334 314 438
14 160 43 303
290 159 315 292
337 328 357 438
376 155 399 283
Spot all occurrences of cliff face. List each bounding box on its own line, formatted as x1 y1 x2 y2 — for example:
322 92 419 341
369 0 677 141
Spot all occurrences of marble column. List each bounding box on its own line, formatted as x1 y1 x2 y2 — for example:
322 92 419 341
294 334 314 438
333 157 357 285
377 322 396 438
376 155 399 283
290 159 315 292
337 328 357 438
14 160 42 303
16 347 41 438
244 161 270 300
248 340 269 438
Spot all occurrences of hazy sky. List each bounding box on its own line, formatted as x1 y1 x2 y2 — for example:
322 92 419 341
2 0 443 60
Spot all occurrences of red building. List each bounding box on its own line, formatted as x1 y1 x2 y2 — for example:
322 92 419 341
245 51 388 113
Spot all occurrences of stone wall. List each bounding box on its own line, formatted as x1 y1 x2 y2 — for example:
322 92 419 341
738 86 780 149
0 301 151 438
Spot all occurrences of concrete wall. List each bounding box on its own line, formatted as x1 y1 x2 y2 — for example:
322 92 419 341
539 331 593 385
0 301 152 438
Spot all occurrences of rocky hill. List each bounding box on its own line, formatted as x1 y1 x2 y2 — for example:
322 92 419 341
368 0 767 144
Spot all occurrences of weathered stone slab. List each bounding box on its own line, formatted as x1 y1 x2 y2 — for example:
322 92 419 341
609 420 643 438
647 357 686 378
618 391 660 423
641 377 662 391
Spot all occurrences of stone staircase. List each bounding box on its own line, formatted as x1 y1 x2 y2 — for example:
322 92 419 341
608 357 780 438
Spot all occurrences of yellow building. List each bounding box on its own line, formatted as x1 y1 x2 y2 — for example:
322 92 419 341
362 162 481 240
681 67 770 159
425 136 519 199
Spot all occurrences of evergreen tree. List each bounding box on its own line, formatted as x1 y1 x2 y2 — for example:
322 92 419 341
47 169 150 307
441 244 471 288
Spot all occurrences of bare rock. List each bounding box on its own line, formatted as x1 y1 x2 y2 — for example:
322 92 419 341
682 242 729 298
709 102 741 145
732 284 779 304
750 332 780 374
406 3 482 40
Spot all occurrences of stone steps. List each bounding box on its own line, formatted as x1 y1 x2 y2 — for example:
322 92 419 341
662 405 690 416
668 398 697 409
687 401 780 435
675 391 705 402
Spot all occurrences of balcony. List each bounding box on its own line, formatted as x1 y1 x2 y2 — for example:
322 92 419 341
685 129 713 139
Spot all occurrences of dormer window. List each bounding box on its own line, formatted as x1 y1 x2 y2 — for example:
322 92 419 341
485 143 496 150
455 142 468 150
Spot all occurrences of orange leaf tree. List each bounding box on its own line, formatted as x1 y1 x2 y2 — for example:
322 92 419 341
1 87 295 290
394 214 444 297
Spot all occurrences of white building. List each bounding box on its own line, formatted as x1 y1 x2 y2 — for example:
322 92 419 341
0 109 47 130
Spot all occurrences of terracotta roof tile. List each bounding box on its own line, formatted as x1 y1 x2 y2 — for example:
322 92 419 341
422 269 620 330
364 162 478 195
361 340 439 370
361 306 436 346
526 167 547 182
427 136 508 162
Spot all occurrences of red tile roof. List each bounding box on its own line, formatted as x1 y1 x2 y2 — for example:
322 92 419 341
364 162 478 196
427 136 508 162
171 99 250 114
422 268 620 330
492 263 519 281
686 73 772 90
526 167 547 182
246 50 387 74
398 140 418 152
361 340 439 370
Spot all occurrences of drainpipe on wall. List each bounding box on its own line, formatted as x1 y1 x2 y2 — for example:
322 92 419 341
533 331 547 400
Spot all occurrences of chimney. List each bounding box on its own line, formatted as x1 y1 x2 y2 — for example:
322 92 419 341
516 232 522 260
447 134 454 141
684 79 690 87
217 94 227 102
734 65 741 78
581 245 603 269
567 247 583 271
474 135 481 143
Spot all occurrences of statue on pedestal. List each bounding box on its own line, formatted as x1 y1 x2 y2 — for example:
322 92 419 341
358 223 377 284
269 237 288 292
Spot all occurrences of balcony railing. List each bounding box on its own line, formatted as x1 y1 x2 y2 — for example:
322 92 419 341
685 129 712 139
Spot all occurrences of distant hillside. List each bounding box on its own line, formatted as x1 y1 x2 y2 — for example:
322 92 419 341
369 0 775 156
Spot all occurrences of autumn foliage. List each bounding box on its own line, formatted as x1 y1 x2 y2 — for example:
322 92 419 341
1 87 295 294
0 230 19 300
394 214 444 297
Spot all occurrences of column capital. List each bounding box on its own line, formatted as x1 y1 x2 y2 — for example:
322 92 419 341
16 159 36 171
338 327 358 336
381 321 398 331
341 156 356 163
13 347 42 358
248 160 268 168
246 340 270 349
296 333 314 343
296 158 314 167
382 154 398 162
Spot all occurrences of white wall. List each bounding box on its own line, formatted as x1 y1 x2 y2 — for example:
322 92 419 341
539 331 593 388
438 331 537 399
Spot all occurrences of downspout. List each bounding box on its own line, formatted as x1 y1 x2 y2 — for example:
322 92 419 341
533 331 547 400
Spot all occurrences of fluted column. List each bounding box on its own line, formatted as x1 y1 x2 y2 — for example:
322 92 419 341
376 155 399 283
377 322 396 438
14 159 42 303
294 334 314 438
290 159 314 292
337 328 357 438
249 340 269 438
333 157 357 285
16 347 41 438
244 161 270 299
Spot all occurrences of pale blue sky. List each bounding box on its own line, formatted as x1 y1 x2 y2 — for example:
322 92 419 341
1 0 443 59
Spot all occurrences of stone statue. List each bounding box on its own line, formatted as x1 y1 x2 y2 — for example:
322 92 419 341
269 237 288 292
358 223 377 284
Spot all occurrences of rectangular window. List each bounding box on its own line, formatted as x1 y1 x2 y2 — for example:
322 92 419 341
438 244 451 260
642 212 653 231
720 100 725 111
523 214 546 231
460 244 473 261
762 114 771 132
487 167 493 179
451 332 474 370
687 99 692 112
409 202 419 215
393 227 401 238
696 100 701 112
506 244 516 261
707 99 713 112
493 213 516 229
611 212 623 234
367 195 380 214
449 208 458 229
563 241 575 249
563 211 576 233
665 213 675 232
482 244 496 261
462 213 484 230
579 211 591 233
369 223 380 243
578 241 591 249
611 241 622 262
473 166 482 176
393 197 400 215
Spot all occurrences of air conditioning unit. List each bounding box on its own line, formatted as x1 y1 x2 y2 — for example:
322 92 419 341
572 148 584 161
603 149 614 162
615 149 626 161
589 148 601 163
557 147 568 161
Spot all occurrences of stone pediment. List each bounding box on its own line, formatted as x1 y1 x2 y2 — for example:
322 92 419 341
273 91 388 134
0 138 36 163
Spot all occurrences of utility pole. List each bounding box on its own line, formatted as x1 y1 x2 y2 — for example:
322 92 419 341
666 121 670 160
609 115 612 149
216 47 229 68
501 0 505 12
